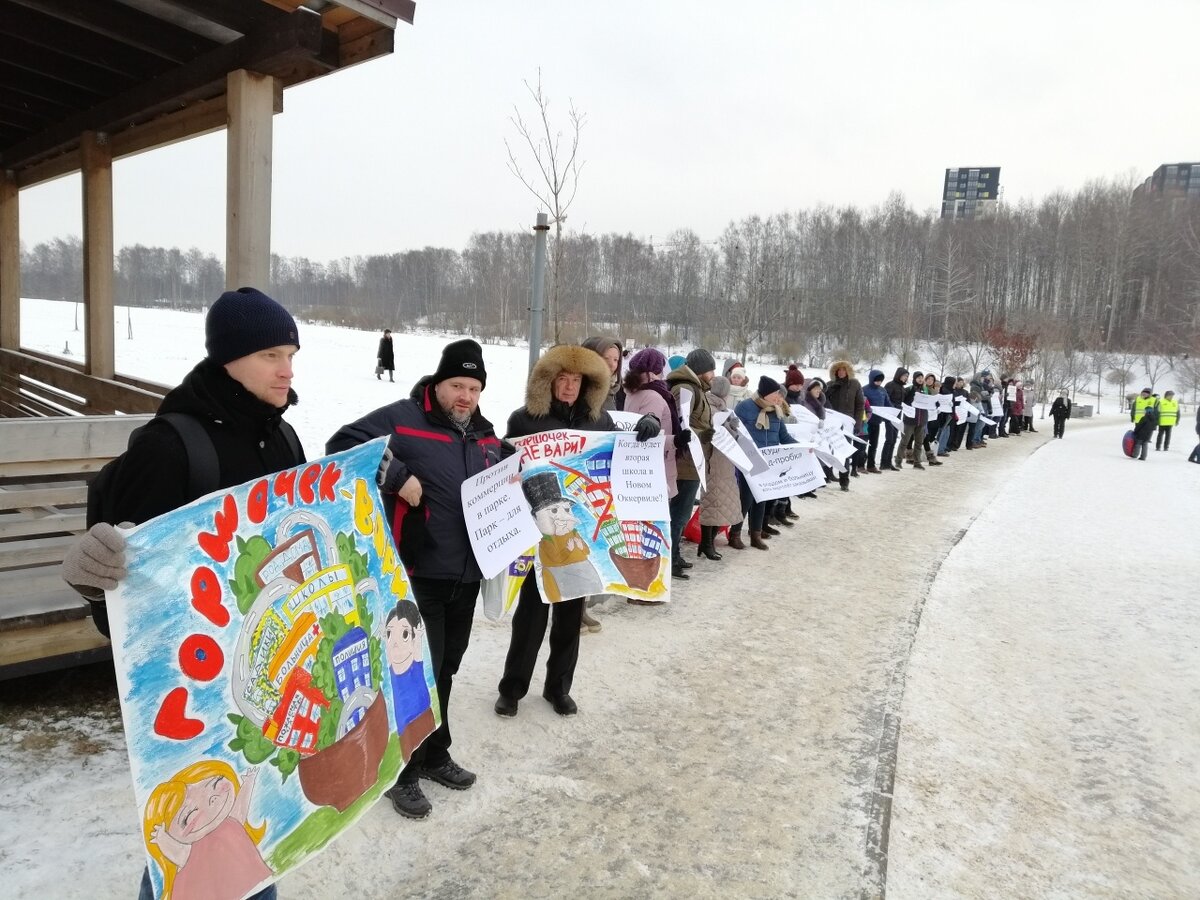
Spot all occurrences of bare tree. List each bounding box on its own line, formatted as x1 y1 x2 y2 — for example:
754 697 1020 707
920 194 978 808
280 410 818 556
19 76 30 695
505 69 586 342
1141 352 1172 391
1086 349 1112 413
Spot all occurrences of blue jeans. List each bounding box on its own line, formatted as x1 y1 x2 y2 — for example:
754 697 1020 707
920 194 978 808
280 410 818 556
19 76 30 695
971 420 985 444
936 423 951 454
139 868 277 900
669 478 701 563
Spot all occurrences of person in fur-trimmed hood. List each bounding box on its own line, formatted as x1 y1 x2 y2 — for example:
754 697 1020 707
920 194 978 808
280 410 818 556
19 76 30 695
825 360 864 488
497 345 660 721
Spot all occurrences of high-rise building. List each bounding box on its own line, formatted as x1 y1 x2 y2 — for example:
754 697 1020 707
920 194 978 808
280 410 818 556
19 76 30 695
941 167 1001 219
1134 162 1200 199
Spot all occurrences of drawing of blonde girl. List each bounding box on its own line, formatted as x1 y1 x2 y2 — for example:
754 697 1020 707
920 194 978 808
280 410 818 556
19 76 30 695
141 760 273 900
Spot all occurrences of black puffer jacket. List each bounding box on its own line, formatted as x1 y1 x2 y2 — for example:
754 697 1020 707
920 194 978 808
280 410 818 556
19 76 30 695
885 368 909 407
91 359 306 634
327 376 505 582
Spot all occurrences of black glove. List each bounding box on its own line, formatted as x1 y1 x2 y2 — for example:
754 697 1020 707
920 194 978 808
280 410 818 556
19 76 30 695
673 428 692 449
634 414 661 442
376 446 408 493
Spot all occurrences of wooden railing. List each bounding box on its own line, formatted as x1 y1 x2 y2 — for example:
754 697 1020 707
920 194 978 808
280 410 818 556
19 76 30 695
0 348 166 417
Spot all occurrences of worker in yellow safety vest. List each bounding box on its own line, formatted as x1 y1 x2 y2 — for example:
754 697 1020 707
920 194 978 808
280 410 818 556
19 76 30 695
1131 389 1157 424
1155 390 1180 451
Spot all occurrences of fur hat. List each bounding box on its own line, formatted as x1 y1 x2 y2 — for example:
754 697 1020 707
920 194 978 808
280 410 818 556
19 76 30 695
685 348 716 375
524 344 611 420
205 287 298 365
433 339 487 387
758 375 782 397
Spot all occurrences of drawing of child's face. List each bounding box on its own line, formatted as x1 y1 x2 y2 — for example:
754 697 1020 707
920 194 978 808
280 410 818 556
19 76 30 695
168 775 234 844
386 618 417 673
534 500 578 537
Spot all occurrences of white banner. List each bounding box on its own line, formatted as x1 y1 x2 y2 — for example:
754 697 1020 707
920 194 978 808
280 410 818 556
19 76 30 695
712 423 755 473
746 445 824 502
901 402 915 418
990 396 1004 416
913 392 937 412
609 410 642 431
461 453 542 579
678 390 706 489
871 405 902 425
732 428 771 477
610 434 670 521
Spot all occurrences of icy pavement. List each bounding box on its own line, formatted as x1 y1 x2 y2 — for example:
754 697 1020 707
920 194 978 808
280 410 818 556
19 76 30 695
889 421 1200 899
3 408 1195 899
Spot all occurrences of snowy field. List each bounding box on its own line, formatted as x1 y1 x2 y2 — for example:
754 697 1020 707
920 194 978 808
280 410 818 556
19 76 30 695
2 300 1198 898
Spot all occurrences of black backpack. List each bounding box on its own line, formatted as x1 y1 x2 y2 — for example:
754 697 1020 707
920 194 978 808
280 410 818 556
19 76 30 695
86 413 301 527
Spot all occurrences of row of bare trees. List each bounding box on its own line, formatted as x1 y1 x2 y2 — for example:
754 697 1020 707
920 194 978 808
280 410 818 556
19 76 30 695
19 179 1200 371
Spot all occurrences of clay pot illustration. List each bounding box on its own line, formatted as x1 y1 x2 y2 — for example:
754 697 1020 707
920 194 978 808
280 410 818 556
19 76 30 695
297 690 389 811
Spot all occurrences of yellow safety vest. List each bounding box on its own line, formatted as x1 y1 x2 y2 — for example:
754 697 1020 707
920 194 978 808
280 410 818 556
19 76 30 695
1132 395 1157 423
1158 397 1179 427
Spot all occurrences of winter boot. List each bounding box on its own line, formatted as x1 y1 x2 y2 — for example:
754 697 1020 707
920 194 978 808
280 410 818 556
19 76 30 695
727 524 746 550
697 526 723 560
926 448 943 466
580 608 602 634
761 522 781 537
867 464 881 474
773 509 795 528
750 530 770 550
911 456 925 470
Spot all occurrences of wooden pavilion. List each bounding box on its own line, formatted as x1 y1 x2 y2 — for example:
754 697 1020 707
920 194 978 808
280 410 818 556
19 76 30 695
0 0 415 675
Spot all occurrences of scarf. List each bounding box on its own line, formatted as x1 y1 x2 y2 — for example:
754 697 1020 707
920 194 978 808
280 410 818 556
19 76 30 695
642 378 682 435
751 392 784 431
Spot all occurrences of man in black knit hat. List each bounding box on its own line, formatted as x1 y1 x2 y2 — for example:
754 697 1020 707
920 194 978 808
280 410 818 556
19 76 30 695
328 338 510 820
62 286 304 900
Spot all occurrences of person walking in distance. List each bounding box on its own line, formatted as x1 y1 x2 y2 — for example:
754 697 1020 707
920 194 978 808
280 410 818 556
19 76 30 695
328 339 507 819
1156 390 1179 451
1050 390 1072 439
377 328 395 382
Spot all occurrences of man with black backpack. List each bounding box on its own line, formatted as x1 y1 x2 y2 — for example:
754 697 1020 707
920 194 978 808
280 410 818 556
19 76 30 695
62 287 305 642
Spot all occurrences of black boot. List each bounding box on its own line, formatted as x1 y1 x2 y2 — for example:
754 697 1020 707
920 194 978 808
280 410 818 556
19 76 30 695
697 525 722 560
727 524 746 550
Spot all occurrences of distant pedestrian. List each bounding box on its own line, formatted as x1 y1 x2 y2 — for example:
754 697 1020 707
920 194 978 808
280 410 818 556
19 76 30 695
1050 390 1071 439
1188 405 1200 464
1156 390 1179 451
1130 388 1158 461
377 328 395 382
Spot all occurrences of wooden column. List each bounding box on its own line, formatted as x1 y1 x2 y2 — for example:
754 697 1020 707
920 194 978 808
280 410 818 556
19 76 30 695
0 170 18 352
81 131 115 380
226 69 275 291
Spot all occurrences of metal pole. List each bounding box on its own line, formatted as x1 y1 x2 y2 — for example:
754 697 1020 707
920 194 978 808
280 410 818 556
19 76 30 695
528 212 550 374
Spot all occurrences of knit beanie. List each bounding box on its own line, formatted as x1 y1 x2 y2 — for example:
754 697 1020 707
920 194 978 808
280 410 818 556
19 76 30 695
432 339 487 387
685 348 716 375
758 375 782 397
205 287 299 365
627 347 667 375
709 375 731 398
784 364 804 387
729 366 747 382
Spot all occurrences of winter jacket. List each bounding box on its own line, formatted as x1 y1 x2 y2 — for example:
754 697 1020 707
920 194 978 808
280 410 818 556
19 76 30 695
506 344 617 438
624 380 679 499
1133 404 1159 441
734 394 797 448
1157 396 1180 427
699 386 742 526
1012 386 1025 418
801 379 827 421
90 359 307 634
666 365 714 480
862 369 893 409
884 368 909 407
936 377 957 430
327 376 505 582
377 334 395 370
1050 397 1072 421
825 360 865 422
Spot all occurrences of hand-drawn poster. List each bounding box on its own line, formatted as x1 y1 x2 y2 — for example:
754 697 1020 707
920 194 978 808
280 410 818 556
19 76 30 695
107 439 438 900
512 429 671 604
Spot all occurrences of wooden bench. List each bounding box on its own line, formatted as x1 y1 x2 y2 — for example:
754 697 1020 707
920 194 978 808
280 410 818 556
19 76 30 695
0 414 153 678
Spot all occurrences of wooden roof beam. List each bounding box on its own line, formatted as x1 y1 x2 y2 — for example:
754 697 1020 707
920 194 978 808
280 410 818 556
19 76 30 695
1 7 334 172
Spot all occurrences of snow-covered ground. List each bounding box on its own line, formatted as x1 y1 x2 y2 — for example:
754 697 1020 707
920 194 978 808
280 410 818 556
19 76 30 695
3 300 1198 898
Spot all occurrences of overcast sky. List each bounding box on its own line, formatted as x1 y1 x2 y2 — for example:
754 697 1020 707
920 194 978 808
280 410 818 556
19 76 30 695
17 0 1200 261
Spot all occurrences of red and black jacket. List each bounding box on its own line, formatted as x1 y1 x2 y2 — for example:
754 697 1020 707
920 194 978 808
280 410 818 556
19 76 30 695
326 375 506 582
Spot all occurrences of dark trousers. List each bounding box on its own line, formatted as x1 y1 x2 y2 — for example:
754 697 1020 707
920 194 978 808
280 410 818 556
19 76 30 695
881 421 897 465
499 576 583 700
1133 439 1149 460
669 477 701 563
399 576 480 782
867 417 884 466
1156 426 1173 450
949 421 968 450
1052 417 1067 438
736 471 767 530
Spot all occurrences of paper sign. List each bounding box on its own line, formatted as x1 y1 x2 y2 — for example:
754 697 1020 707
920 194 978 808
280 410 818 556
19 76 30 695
678 390 706 489
611 434 670 521
871 406 902 425
732 428 771 476
462 453 542 580
825 408 856 435
712 423 755 473
791 405 821 426
1006 385 1016 401
108 440 438 900
608 410 643 431
513 430 671 604
913 392 937 411
902 403 915 418
712 410 731 427
785 422 819 442
980 415 997 427
747 445 824 501
990 396 1004 416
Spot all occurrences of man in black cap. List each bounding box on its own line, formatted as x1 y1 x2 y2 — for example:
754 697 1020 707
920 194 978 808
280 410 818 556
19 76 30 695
665 349 716 578
328 338 508 819
62 286 304 900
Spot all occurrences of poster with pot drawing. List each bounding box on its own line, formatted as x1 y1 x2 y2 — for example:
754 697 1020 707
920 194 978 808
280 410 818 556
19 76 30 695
512 429 671 604
106 439 438 900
